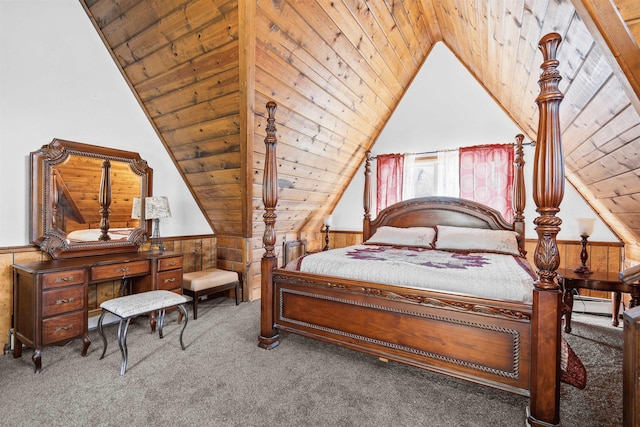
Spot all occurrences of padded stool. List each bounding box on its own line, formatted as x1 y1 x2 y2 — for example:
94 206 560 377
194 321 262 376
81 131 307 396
97 290 188 375
182 268 241 319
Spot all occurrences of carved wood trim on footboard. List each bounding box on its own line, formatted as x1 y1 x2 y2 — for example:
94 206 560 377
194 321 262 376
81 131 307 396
273 270 532 395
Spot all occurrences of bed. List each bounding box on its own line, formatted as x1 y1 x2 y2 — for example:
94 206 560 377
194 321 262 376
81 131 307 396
259 33 568 427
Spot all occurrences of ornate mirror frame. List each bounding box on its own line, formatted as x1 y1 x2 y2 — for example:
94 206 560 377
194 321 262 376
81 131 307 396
30 138 153 259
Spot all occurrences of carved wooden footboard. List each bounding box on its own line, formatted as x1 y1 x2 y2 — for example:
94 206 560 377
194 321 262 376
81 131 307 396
274 270 532 395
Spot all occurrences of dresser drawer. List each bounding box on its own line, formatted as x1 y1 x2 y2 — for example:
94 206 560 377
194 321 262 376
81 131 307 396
42 285 85 317
157 269 182 291
43 269 86 290
91 260 150 281
42 311 84 345
158 256 182 272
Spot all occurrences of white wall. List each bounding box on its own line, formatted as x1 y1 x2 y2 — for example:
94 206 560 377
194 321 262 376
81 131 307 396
332 43 618 242
0 1 212 247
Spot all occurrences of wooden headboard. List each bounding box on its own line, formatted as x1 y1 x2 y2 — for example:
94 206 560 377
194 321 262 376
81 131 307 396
365 196 522 249
362 135 526 247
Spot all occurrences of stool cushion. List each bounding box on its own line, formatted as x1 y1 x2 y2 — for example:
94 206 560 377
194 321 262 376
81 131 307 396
183 268 239 292
100 290 187 318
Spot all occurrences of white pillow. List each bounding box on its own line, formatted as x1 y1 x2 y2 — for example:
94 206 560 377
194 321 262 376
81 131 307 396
434 225 521 256
365 226 436 248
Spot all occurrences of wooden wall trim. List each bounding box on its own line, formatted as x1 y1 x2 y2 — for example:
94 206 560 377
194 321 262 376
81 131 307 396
0 245 40 255
240 0 256 238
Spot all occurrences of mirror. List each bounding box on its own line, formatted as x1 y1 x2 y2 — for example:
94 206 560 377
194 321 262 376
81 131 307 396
31 138 153 258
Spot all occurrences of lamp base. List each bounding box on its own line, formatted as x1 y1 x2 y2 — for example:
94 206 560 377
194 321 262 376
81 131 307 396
573 265 593 275
150 239 165 252
323 225 330 251
574 234 592 275
150 218 165 252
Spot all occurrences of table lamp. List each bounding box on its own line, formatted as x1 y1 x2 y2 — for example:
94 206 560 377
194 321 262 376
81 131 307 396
323 215 332 251
574 218 595 275
145 196 171 252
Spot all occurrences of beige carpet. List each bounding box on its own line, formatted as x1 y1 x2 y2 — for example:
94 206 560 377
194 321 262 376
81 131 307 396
0 297 624 426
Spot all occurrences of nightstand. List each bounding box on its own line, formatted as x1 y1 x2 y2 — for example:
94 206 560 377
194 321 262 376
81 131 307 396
558 268 640 332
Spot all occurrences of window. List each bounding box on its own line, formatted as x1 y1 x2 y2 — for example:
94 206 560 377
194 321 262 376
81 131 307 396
377 144 511 221
403 150 460 200
410 155 438 197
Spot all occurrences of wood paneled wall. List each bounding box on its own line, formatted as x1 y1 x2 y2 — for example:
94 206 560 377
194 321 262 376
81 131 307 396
81 0 247 237
81 1 640 295
251 0 435 239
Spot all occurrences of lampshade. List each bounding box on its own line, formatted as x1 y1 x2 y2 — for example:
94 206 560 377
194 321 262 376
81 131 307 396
144 196 171 220
131 197 142 219
324 215 333 227
576 218 595 237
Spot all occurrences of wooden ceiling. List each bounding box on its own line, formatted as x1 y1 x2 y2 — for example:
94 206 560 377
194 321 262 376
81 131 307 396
80 0 640 260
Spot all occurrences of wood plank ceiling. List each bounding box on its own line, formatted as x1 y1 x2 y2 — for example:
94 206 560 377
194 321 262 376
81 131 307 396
80 0 640 260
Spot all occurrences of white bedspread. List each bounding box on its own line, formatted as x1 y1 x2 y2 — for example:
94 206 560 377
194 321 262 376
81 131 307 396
290 245 535 303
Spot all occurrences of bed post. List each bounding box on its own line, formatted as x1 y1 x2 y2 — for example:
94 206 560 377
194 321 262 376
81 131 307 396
363 151 372 240
528 33 564 427
258 101 280 350
513 134 525 241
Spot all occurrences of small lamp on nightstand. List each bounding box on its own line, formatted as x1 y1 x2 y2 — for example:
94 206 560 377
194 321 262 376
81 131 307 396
323 215 332 251
574 218 595 275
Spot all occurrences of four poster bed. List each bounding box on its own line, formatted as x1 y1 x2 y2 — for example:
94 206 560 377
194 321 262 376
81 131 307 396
259 33 569 427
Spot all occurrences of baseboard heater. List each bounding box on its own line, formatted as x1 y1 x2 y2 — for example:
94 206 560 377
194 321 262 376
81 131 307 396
571 296 620 316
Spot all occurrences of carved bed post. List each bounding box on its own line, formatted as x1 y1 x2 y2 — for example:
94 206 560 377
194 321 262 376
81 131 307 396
528 32 564 427
99 159 112 241
513 134 525 240
259 101 280 349
363 151 372 240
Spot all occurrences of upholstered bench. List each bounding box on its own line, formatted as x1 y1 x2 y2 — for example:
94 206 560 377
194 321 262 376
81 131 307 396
97 290 188 375
182 268 241 319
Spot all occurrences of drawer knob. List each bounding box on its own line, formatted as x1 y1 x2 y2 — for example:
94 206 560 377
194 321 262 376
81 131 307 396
166 261 177 267
164 278 176 283
116 267 131 274
55 324 74 332
56 297 75 305
54 276 75 283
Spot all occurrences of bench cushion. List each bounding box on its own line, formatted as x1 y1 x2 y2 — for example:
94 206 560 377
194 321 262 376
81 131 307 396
100 290 187 318
183 268 239 292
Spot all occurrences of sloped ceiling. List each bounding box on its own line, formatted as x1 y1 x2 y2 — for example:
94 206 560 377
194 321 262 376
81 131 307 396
80 0 640 259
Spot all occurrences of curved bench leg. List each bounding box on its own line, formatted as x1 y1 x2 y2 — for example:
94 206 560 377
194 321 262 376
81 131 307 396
178 304 188 350
97 311 108 360
158 309 166 339
117 318 131 376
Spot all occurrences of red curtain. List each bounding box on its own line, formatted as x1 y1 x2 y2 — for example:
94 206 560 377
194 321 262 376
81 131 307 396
459 144 514 222
376 154 404 214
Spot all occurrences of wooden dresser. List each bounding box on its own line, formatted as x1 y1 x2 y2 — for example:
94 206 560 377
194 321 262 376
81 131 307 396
12 251 183 373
